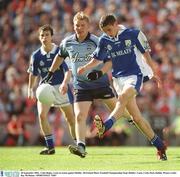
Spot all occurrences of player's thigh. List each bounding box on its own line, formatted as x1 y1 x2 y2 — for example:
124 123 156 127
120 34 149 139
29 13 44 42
53 85 70 107
60 104 74 122
126 97 142 121
74 101 92 121
37 101 50 119
114 75 142 101
102 97 117 111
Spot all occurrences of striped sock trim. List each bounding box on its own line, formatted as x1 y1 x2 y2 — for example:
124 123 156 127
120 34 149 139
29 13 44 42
45 134 53 140
150 134 158 144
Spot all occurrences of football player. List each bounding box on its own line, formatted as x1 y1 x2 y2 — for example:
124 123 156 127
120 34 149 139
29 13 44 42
78 14 167 160
27 24 76 155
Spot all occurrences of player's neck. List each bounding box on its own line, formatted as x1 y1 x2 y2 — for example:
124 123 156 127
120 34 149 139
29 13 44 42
115 26 121 36
42 43 53 53
112 26 120 38
77 33 88 42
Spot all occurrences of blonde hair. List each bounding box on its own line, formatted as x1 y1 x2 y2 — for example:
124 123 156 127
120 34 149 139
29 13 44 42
73 11 90 23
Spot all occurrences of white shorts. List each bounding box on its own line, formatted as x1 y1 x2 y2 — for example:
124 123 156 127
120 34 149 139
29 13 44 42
52 85 70 107
112 74 143 95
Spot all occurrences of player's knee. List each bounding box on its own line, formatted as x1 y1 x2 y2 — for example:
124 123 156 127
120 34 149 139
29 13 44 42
118 92 127 103
119 87 136 102
75 112 85 122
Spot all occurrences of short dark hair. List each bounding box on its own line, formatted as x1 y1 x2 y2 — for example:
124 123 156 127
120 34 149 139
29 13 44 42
99 14 117 29
38 24 53 35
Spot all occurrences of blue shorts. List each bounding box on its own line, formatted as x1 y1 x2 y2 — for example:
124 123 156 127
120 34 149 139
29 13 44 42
74 86 115 102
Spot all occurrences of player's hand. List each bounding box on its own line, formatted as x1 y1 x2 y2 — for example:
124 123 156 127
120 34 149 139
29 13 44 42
152 75 162 89
59 82 68 95
28 88 35 99
77 66 85 75
86 70 103 81
41 71 53 84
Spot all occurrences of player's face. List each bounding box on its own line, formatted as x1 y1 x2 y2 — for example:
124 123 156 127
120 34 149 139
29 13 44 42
39 30 52 45
74 19 89 39
102 23 118 38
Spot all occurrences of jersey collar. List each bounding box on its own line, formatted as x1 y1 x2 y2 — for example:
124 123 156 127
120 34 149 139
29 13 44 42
74 32 91 42
40 43 57 55
108 25 126 40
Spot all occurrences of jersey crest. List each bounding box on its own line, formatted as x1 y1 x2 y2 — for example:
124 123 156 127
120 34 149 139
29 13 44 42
125 40 131 47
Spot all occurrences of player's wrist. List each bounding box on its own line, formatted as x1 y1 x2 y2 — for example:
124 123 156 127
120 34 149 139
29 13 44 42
48 71 54 76
99 70 104 75
81 66 86 72
86 70 103 81
61 80 68 85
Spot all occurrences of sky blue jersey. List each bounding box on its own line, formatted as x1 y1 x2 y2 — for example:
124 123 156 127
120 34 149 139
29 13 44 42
58 33 110 90
93 28 151 78
28 44 68 85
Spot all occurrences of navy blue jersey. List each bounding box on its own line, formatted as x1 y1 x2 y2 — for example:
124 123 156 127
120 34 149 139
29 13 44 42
58 33 110 90
28 44 68 85
93 28 151 78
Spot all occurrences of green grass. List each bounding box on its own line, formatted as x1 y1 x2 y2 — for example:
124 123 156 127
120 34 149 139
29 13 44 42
0 146 179 171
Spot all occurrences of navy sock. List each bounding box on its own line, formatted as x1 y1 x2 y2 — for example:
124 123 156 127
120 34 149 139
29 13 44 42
151 134 165 150
45 134 54 149
104 116 116 132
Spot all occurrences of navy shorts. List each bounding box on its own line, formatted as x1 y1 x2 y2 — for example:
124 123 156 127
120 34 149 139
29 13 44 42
74 86 115 102
143 76 150 83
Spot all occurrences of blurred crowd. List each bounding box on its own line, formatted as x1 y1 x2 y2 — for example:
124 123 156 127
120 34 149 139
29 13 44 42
0 0 180 146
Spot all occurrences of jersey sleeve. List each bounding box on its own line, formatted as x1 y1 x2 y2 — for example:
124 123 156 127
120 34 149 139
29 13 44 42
135 30 151 53
27 54 39 76
58 39 69 58
91 37 111 61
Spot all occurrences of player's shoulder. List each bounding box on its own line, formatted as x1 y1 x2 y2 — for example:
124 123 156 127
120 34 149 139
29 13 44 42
123 27 141 38
86 33 98 46
60 34 76 48
62 34 76 43
31 47 41 59
98 33 111 44
89 33 98 41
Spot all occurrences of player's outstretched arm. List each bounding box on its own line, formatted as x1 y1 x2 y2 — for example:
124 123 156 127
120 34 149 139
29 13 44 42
86 60 112 81
77 58 102 75
143 52 162 88
101 60 112 74
49 55 64 73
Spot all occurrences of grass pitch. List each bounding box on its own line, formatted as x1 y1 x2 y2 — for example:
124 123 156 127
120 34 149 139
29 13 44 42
0 146 179 171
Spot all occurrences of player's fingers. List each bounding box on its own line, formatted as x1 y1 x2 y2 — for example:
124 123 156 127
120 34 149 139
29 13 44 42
77 67 84 75
156 78 162 89
59 86 67 95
